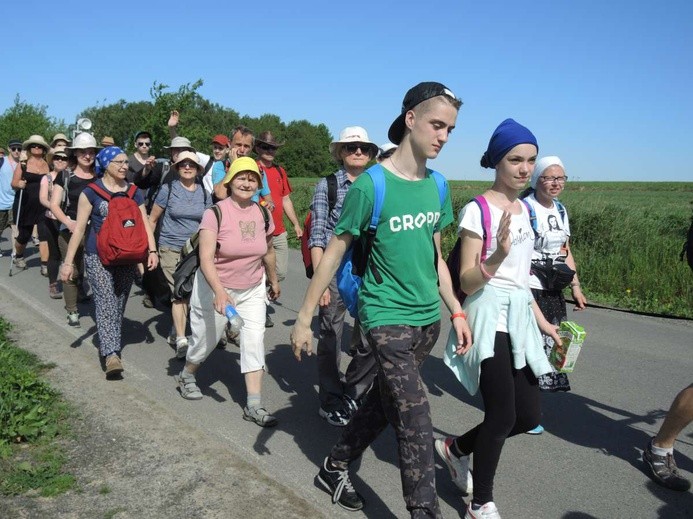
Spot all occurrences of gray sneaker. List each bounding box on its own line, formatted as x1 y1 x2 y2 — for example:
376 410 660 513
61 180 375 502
13 257 27 270
175 337 189 359
174 371 202 400
243 406 277 427
643 438 691 491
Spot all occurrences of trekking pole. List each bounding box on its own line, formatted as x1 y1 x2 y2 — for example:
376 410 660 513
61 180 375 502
9 188 23 277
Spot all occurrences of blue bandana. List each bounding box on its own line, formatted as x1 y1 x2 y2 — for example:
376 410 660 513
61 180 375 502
481 119 538 168
95 146 125 176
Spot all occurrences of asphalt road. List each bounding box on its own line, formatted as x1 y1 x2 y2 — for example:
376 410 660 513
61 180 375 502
1 245 691 519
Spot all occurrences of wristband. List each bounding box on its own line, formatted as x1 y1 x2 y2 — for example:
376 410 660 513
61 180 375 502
148 250 158 254
450 312 467 322
479 262 493 281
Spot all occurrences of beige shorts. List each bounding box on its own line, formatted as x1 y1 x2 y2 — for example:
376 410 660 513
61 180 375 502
159 246 182 300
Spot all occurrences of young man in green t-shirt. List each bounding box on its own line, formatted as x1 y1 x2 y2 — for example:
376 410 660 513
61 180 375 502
291 82 473 517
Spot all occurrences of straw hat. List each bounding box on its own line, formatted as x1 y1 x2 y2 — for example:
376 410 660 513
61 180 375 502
50 133 70 147
101 136 116 147
22 135 50 152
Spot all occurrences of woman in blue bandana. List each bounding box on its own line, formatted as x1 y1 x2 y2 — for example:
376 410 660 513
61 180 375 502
60 146 158 379
436 119 562 519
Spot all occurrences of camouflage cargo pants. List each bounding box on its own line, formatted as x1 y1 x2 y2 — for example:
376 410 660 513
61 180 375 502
329 322 442 519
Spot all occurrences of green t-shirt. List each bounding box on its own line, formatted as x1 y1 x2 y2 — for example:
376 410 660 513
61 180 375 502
334 166 453 331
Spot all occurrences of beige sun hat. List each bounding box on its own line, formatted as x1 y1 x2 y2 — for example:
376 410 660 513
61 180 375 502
329 126 377 161
50 133 71 147
172 150 202 171
22 135 50 152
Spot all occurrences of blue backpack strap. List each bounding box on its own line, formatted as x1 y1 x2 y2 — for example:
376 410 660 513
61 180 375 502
365 164 386 232
429 169 448 207
521 198 538 235
554 199 566 222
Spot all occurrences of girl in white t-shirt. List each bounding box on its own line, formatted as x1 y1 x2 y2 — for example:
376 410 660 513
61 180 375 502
522 157 587 399
437 119 561 519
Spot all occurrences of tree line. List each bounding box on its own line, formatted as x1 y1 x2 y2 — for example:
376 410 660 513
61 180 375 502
0 80 335 177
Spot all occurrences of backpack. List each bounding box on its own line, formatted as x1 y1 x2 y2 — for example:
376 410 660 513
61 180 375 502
446 196 493 304
337 165 448 318
681 215 693 271
172 202 270 300
524 197 566 237
59 169 73 212
90 183 149 266
301 173 338 278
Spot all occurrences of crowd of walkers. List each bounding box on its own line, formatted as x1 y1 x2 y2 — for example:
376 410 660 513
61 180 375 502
0 82 689 518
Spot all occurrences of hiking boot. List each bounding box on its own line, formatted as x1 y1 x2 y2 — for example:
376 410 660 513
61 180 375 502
243 406 278 427
315 457 364 511
67 312 80 327
643 438 691 491
265 313 274 328
465 501 501 519
105 355 124 379
174 371 203 400
175 337 189 359
13 257 27 270
49 283 63 299
319 407 350 427
142 294 154 308
435 437 473 494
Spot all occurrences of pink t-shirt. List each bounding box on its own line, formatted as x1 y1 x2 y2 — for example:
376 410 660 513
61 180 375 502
199 198 275 290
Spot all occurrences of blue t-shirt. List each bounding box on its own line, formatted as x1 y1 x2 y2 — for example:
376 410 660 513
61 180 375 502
154 180 212 249
0 159 15 210
82 179 145 255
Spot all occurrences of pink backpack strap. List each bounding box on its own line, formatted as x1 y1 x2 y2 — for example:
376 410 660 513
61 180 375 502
474 195 492 262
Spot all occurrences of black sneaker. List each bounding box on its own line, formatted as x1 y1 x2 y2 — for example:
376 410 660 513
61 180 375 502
342 395 359 418
643 438 691 491
316 457 364 511
265 313 274 328
319 407 350 427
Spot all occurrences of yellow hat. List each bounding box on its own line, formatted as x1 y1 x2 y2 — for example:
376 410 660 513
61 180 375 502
222 156 261 186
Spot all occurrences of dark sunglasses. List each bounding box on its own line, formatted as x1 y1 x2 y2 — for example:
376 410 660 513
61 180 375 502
9 147 21 152
53 156 68 161
30 144 45 149
257 143 278 152
136 141 151 147
343 143 373 155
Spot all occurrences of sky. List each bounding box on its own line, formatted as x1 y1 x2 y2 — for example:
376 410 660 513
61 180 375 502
2 0 692 182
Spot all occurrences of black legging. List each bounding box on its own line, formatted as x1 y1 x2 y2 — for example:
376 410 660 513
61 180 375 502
453 332 541 505
39 217 61 284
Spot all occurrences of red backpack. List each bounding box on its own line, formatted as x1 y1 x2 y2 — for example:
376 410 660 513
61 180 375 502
301 174 338 278
90 183 149 266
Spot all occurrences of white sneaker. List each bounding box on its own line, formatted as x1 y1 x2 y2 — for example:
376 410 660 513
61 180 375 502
175 337 188 359
435 437 473 494
465 501 501 519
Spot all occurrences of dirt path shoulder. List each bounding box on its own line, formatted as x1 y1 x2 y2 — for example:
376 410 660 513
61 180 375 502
0 289 323 519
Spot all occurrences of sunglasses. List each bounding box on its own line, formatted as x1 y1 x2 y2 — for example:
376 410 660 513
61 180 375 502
30 144 45 149
53 156 68 161
256 143 278 152
136 142 151 147
343 143 373 155
179 161 198 170
9 147 21 152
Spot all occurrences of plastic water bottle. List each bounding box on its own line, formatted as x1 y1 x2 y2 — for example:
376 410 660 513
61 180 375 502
225 304 245 334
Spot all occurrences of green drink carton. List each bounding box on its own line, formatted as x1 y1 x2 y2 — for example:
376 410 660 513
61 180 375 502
550 321 586 373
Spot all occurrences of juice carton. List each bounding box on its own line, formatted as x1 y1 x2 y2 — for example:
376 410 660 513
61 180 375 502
550 321 586 373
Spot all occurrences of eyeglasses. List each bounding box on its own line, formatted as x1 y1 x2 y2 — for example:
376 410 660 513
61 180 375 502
110 159 129 167
178 161 198 170
9 146 21 152
30 144 45 149
256 143 278 152
539 176 568 184
343 143 373 155
136 141 151 147
53 156 68 161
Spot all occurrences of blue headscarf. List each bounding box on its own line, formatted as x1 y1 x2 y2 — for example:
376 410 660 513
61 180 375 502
480 119 538 169
95 146 125 176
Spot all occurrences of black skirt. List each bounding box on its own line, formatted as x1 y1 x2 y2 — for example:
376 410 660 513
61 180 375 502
531 288 571 392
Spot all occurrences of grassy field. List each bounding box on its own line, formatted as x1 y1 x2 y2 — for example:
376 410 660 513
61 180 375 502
286 178 693 319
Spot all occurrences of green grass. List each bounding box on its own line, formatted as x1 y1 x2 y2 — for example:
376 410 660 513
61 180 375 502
0 319 76 496
286 178 693 318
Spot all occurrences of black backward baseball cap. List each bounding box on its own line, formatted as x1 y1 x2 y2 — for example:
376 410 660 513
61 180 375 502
387 82 460 145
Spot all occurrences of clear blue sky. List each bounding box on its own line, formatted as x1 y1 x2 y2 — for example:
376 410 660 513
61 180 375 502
2 0 692 181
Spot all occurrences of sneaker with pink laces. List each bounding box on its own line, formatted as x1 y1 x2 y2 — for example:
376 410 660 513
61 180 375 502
434 437 473 494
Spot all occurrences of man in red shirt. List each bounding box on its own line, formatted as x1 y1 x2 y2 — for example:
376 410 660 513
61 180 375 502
255 131 303 327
